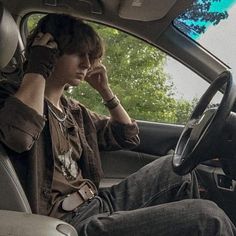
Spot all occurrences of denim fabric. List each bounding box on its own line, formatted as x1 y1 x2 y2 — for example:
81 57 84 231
62 155 236 236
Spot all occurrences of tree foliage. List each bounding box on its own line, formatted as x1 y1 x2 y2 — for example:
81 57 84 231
175 0 229 37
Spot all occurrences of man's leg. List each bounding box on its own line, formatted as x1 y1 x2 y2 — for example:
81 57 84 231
63 155 235 235
74 199 236 236
99 155 199 212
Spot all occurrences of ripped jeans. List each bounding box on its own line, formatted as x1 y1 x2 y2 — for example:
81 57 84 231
62 155 236 236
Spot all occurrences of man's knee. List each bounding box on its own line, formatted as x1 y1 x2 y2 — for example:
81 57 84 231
190 199 235 235
142 155 198 200
193 199 225 219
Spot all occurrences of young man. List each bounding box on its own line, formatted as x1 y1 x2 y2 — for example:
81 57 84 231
0 14 235 235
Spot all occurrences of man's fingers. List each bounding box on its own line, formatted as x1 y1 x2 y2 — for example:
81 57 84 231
34 32 44 40
47 41 58 49
87 65 106 77
37 32 54 45
32 32 57 49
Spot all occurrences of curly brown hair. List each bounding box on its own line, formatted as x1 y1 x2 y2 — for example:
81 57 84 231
25 14 104 66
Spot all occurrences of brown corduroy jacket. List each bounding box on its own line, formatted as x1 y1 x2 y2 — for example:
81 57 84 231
0 80 140 215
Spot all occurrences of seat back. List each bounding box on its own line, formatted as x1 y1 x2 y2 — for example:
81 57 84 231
0 144 31 212
0 2 31 213
0 2 19 69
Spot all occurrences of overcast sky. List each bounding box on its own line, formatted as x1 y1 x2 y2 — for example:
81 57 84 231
164 4 236 102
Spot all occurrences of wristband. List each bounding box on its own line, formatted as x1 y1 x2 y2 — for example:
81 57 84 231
103 96 120 110
24 45 58 79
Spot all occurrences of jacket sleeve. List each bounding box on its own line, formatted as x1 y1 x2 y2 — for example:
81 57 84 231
89 110 140 151
0 95 46 153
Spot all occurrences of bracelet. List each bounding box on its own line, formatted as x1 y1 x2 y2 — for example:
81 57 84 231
103 96 120 110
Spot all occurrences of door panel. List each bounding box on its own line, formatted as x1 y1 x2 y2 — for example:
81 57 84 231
136 121 184 156
100 120 184 188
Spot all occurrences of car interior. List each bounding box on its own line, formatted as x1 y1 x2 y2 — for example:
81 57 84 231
1 0 236 235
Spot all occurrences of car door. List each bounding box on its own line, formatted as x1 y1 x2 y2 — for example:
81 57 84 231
100 121 184 187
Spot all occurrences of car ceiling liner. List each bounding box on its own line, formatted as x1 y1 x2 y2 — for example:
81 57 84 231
119 0 177 21
44 0 103 14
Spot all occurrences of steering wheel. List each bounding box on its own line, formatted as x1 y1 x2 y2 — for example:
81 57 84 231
172 71 236 175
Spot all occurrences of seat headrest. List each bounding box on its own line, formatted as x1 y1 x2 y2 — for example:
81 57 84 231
0 2 19 69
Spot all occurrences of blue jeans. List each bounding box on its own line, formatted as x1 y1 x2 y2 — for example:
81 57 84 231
62 155 236 235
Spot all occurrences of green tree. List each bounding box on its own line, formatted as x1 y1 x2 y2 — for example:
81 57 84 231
27 14 42 32
175 0 229 37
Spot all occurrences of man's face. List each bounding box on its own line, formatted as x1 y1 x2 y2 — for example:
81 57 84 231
50 53 91 86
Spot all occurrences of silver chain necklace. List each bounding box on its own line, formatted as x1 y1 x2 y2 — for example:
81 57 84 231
47 104 68 122
47 103 78 179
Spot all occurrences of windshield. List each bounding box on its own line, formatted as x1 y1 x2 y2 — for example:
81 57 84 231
174 0 236 73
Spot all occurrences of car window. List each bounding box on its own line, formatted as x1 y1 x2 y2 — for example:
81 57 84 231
174 0 236 73
26 14 222 125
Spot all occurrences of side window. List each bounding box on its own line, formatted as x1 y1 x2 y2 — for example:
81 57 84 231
26 14 222 125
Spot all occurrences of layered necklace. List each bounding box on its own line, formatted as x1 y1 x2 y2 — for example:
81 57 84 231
48 104 67 123
47 101 79 180
47 103 68 135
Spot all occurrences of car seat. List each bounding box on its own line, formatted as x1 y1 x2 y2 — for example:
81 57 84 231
0 3 78 235
0 2 78 236
0 2 19 69
0 1 31 213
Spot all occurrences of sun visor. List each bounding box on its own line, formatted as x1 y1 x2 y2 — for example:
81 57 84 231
119 0 177 21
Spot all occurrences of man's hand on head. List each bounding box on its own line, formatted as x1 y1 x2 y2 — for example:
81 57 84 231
85 64 111 95
24 32 59 79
